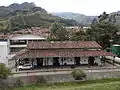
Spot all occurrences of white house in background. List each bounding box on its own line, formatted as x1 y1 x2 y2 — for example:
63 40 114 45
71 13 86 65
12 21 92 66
9 34 46 53
0 41 9 67
65 26 79 29
0 34 46 67
8 34 46 68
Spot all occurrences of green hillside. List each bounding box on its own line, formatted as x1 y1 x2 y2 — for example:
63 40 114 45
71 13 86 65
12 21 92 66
52 12 120 26
52 12 97 25
0 3 78 33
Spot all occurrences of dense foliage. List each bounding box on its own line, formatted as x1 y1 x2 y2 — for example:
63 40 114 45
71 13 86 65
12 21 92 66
49 23 69 41
87 12 120 48
0 64 11 89
70 30 87 41
0 64 11 80
49 23 88 41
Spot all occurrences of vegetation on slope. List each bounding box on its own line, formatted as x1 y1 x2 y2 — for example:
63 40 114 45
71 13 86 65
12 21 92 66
52 11 120 26
0 2 78 33
52 12 97 25
50 12 120 49
87 12 119 48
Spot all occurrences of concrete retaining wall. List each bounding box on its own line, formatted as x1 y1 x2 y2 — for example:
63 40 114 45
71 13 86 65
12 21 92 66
4 70 120 86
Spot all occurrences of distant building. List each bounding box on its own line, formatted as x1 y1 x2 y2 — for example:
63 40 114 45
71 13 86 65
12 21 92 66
65 26 79 29
9 34 46 53
83 26 90 29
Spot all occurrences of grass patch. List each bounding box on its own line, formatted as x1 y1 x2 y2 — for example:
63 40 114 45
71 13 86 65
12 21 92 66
13 78 120 90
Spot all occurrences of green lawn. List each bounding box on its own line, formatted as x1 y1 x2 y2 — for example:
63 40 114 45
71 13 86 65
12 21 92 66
13 78 120 90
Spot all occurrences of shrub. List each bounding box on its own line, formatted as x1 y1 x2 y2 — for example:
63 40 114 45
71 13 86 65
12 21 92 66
0 64 12 80
14 79 23 87
0 63 12 90
0 81 8 90
36 75 46 84
71 69 86 80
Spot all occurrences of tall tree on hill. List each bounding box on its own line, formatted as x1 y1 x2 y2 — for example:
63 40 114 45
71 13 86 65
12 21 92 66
49 23 69 41
70 30 87 41
87 12 119 48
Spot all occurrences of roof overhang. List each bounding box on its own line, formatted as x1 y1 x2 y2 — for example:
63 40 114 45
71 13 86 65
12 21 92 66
14 50 116 59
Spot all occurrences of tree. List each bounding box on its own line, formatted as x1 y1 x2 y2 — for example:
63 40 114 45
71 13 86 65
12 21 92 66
71 69 86 80
0 64 11 81
0 64 12 89
49 23 69 41
70 30 87 41
87 12 119 48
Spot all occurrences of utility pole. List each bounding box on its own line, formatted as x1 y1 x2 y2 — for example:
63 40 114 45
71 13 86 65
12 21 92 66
109 33 113 52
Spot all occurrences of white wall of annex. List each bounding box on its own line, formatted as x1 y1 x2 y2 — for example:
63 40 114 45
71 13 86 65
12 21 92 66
0 42 8 67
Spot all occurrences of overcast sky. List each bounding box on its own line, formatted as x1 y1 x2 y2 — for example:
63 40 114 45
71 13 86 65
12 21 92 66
1 0 120 15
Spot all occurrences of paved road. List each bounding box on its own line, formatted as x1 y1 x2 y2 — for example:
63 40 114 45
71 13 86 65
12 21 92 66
10 68 120 77
11 71 71 77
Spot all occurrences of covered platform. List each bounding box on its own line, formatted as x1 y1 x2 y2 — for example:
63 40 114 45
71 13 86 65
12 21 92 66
13 41 116 71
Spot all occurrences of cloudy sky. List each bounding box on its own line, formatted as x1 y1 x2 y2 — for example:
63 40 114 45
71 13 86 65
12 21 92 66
1 0 120 15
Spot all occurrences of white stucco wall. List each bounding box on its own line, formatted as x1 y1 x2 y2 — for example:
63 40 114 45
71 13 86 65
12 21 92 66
42 57 101 66
19 56 101 67
0 41 9 67
10 34 46 40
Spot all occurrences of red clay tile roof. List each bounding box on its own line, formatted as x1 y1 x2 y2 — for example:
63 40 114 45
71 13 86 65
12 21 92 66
14 50 115 59
28 41 102 49
0 27 50 39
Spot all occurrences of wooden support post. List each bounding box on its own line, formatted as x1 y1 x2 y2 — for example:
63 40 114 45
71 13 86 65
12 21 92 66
101 56 105 66
113 56 115 66
45 57 46 67
32 58 34 68
88 57 90 67
62 57 63 68
15 59 17 72
47 57 49 69
100 56 103 67
74 57 75 67
104 56 106 64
